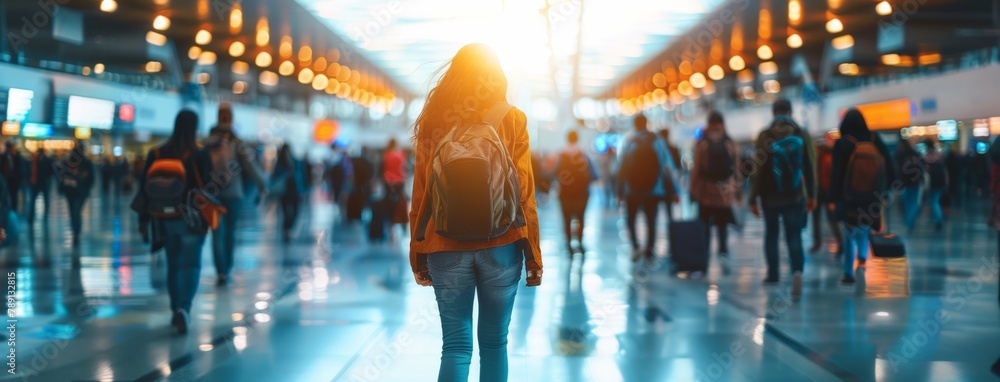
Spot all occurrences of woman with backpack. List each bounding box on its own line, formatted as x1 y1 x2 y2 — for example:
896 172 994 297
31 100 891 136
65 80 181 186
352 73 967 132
690 112 739 262
132 110 213 334
828 109 894 285
895 139 925 232
58 140 95 248
408 43 541 382
271 143 305 243
923 139 948 231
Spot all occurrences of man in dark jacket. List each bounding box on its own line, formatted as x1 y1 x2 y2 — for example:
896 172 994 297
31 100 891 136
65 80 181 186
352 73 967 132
618 114 678 263
1 141 24 214
27 148 55 224
748 100 816 299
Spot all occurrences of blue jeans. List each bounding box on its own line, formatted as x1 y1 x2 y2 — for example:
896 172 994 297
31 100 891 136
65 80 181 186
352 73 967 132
427 243 522 382
901 186 922 230
162 218 206 312
842 224 870 277
212 197 241 277
763 202 806 280
927 189 944 224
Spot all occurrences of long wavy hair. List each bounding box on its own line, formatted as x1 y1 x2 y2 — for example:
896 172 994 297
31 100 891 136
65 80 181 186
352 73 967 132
413 43 508 144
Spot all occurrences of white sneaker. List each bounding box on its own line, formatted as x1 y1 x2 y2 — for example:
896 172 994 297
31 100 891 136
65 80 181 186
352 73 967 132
791 271 803 300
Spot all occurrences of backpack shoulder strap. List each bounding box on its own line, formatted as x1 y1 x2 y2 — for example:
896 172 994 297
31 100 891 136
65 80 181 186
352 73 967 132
483 103 514 129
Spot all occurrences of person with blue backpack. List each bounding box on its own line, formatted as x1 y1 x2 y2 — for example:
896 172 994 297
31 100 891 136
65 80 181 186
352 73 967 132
748 100 817 299
617 113 678 263
828 109 895 284
132 110 215 334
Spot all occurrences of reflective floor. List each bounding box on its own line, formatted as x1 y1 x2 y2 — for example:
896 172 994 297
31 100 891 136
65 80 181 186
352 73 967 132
0 188 998 382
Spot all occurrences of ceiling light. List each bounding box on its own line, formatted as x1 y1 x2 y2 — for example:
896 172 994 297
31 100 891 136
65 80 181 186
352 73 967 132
230 8 243 33
255 18 269 46
652 73 667 88
708 65 725 81
232 81 247 95
195 29 212 45
678 80 693 96
82 66 91 76
299 46 313 62
737 69 755 83
876 1 893 16
255 52 272 68
279 61 295 76
689 73 707 89
314 57 328 73
197 72 210 84
740 85 755 99
757 45 773 60
231 61 249 75
146 31 167 46
298 68 314 84
100 0 117 13
826 18 844 33
229 41 245 57
197 51 217 65
787 33 803 49
259 71 279 87
759 61 778 75
838 62 860 75
145 61 162 73
729 56 746 71
764 80 781 94
312 74 329 91
789 0 802 25
325 79 341 94
918 53 941 65
94 63 105 74
187 46 202 60
279 37 293 59
881 54 901 65
153 15 170 31
832 34 854 50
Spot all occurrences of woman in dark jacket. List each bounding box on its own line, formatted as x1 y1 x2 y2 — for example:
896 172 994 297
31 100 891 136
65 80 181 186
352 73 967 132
271 144 305 243
58 141 96 247
133 110 212 334
828 109 895 284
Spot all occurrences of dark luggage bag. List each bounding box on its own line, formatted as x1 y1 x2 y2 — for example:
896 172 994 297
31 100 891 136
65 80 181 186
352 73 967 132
346 192 364 222
368 198 387 242
870 232 905 258
670 219 708 273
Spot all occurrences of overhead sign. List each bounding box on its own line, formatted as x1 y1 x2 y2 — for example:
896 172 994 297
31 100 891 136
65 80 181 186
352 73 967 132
851 99 912 130
1 121 20 136
22 123 53 138
6 88 33 122
936 120 958 141
67 96 115 130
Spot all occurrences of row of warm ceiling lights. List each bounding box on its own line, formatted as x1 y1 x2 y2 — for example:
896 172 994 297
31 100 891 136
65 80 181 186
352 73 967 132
617 0 935 112
106 0 395 110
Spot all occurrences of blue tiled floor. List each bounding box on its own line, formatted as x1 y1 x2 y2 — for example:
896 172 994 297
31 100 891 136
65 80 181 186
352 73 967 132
0 186 997 381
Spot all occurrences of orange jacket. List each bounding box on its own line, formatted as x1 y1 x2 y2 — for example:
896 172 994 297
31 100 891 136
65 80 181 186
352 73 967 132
408 107 542 273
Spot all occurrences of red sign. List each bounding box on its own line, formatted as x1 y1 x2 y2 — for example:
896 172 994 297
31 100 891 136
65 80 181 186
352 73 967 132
118 103 135 123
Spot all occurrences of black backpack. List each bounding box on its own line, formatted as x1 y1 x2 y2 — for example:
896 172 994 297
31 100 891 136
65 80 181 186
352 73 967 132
623 132 661 193
144 149 190 217
701 139 734 181
556 150 592 198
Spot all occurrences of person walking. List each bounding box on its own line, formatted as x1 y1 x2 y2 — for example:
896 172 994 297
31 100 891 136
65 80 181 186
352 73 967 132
408 43 542 382
895 139 925 232
690 112 739 261
1 141 24 214
555 130 596 255
923 139 948 231
27 148 54 225
618 114 677 263
57 141 95 247
271 144 305 243
132 110 213 334
382 138 409 240
657 128 682 224
987 137 1000 303
203 103 267 286
748 99 817 299
828 109 894 284
811 135 843 254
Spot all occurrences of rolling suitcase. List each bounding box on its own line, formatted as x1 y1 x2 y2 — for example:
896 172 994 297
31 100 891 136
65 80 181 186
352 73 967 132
869 232 905 258
346 192 364 222
669 219 707 273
